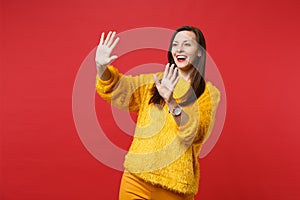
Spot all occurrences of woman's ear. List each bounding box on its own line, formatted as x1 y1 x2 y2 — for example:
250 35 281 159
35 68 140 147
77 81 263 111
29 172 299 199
197 50 202 57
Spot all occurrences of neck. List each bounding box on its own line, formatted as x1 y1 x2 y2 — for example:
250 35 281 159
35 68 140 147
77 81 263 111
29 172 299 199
178 68 194 82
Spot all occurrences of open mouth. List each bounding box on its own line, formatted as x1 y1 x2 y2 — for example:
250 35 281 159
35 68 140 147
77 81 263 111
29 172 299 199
176 55 187 62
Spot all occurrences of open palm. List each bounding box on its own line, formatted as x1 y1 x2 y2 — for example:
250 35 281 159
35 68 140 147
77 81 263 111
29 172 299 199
95 31 119 67
153 63 179 103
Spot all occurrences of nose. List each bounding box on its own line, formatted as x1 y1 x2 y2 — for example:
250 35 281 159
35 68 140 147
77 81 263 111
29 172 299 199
176 45 183 53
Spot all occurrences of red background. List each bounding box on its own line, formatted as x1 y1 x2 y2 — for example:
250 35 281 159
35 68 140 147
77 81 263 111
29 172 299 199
1 0 300 199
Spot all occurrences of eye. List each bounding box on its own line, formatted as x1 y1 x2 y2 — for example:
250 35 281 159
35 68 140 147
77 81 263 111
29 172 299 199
172 43 178 47
184 43 191 46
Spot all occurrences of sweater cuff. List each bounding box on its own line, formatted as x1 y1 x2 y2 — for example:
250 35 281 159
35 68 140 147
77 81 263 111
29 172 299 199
96 65 121 93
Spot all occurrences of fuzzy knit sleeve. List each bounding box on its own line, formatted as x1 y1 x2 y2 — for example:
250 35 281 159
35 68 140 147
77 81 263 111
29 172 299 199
200 82 221 143
175 81 220 146
95 65 154 113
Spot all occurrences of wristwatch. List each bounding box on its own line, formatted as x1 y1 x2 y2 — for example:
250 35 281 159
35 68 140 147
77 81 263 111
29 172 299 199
168 105 182 116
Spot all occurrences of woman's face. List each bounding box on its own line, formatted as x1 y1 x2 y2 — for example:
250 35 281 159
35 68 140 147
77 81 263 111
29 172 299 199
171 30 201 71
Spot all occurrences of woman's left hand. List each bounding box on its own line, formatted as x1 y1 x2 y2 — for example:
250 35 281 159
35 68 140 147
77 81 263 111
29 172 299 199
153 63 179 103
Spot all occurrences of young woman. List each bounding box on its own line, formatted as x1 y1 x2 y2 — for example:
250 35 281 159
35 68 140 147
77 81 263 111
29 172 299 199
95 26 220 200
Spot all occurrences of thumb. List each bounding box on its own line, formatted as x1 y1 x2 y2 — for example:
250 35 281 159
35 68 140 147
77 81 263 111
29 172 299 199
109 55 118 63
153 74 160 86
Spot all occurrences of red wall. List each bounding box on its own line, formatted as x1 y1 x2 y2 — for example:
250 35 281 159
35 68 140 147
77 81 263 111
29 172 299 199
1 0 300 199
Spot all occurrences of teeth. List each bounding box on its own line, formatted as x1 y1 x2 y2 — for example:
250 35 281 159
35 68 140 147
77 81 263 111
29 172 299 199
177 55 186 59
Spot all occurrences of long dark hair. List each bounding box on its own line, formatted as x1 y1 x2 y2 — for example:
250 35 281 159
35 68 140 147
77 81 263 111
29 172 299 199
149 26 207 106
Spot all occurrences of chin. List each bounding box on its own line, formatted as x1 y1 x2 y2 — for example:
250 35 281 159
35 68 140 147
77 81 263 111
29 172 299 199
175 62 191 70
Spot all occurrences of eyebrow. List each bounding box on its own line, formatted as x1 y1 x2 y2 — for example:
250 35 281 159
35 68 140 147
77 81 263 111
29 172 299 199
173 40 191 43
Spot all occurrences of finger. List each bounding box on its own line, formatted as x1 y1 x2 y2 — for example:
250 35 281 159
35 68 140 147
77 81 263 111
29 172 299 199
173 73 180 87
163 63 170 80
104 31 112 45
153 74 159 85
110 37 120 50
167 64 175 80
99 32 104 45
107 31 116 47
175 75 180 84
171 66 178 82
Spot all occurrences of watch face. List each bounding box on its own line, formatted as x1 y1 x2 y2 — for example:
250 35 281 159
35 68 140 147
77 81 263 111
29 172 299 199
174 107 182 116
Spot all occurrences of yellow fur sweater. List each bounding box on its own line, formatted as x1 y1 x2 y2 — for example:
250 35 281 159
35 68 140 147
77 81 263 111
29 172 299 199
96 66 220 195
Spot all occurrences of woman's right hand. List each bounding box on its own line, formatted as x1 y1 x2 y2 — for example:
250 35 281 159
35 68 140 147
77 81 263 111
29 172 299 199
95 31 119 75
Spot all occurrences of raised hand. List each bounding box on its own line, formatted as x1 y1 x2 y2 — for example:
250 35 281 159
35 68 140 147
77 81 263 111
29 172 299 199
153 63 180 103
95 31 120 69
